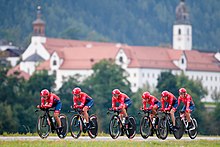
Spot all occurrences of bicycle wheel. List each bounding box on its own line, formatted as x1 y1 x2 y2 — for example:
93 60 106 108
157 117 168 140
88 114 98 139
125 116 136 139
37 115 50 139
109 115 121 139
57 114 68 139
173 117 184 140
140 116 151 139
70 114 82 139
188 118 198 139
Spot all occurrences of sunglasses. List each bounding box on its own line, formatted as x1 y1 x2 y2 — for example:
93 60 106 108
74 94 80 97
113 94 119 97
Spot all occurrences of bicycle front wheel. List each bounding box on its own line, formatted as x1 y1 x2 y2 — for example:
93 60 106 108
188 118 198 139
88 114 98 139
70 114 82 139
37 115 51 139
109 115 121 139
140 116 151 139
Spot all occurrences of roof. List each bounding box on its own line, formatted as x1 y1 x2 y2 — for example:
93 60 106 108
7 65 30 80
35 37 220 72
24 53 45 62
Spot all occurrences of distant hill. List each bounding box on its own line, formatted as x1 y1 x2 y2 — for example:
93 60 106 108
0 0 220 52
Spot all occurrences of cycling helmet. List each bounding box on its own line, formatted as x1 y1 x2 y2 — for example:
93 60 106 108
72 87 81 95
179 88 187 94
41 89 49 96
112 89 121 95
142 92 150 99
161 91 169 97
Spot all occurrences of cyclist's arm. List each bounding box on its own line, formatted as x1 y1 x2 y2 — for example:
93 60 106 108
142 99 147 109
43 96 53 108
112 97 116 108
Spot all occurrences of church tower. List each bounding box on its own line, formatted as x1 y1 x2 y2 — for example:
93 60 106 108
173 0 192 50
32 6 45 36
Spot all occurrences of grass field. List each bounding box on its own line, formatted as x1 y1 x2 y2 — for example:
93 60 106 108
1 140 220 147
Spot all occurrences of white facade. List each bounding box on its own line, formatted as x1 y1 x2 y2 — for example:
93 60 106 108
173 24 192 50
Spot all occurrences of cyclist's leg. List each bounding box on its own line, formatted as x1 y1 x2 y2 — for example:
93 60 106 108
84 99 94 128
54 101 62 128
186 104 195 129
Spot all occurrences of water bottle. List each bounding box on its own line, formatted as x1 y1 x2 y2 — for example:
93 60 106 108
83 118 87 124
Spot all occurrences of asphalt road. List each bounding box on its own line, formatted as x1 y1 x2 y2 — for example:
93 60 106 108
1 136 220 141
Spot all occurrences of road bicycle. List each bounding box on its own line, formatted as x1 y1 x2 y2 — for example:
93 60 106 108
107 109 136 139
175 111 198 139
157 111 182 140
138 109 160 139
69 108 98 139
35 108 68 139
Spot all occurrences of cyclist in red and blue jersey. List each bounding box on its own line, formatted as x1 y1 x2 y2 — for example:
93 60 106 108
178 88 195 129
111 89 132 125
72 87 94 129
37 89 62 132
160 90 178 131
142 91 161 119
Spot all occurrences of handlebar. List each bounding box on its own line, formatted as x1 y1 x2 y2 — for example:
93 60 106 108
35 107 55 113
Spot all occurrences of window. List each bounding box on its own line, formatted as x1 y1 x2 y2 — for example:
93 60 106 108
134 73 136 77
53 60 57 66
187 28 189 35
181 58 184 64
119 56 123 63
142 73 144 77
178 29 181 35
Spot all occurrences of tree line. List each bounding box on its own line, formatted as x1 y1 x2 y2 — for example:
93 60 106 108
0 59 220 135
1 0 220 52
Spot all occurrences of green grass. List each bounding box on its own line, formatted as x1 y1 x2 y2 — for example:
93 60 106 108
1 140 220 147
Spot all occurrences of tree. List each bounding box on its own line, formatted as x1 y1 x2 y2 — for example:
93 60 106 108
156 71 178 96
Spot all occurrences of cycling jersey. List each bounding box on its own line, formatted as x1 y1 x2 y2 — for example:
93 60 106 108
142 95 161 110
161 92 177 110
112 92 131 109
41 93 61 112
178 94 195 111
73 92 93 109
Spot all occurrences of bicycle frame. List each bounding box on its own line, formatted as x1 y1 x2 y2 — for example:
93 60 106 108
180 112 196 131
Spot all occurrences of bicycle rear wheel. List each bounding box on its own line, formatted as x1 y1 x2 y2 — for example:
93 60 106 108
188 118 198 139
157 117 168 140
140 116 151 139
125 116 136 139
173 117 184 140
37 115 50 139
57 114 68 139
109 115 121 139
70 114 82 139
88 114 98 139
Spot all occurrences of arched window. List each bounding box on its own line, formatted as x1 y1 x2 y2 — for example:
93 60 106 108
181 58 184 64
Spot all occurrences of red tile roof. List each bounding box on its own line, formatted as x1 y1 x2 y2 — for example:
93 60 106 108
36 38 220 72
7 65 30 80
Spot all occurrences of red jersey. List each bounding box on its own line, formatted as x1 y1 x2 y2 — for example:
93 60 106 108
161 92 177 110
142 95 159 110
41 93 60 108
178 94 194 110
73 92 92 108
112 92 129 109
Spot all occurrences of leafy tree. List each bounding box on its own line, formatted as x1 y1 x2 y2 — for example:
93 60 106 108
156 71 178 96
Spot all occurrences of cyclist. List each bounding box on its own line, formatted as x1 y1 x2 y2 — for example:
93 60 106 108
110 89 132 125
37 89 62 132
160 90 178 131
178 88 195 129
141 91 161 121
72 87 94 129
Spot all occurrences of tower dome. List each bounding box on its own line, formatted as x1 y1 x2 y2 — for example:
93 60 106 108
175 0 190 24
